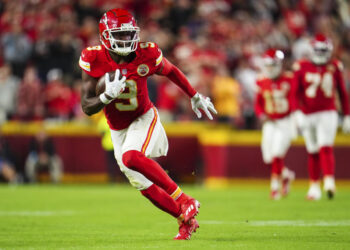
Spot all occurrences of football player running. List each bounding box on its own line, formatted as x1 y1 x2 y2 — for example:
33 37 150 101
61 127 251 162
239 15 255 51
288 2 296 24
255 49 296 200
79 9 217 239
293 34 350 200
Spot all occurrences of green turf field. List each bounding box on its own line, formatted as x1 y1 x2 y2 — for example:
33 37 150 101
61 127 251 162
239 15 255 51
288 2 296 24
1 181 350 250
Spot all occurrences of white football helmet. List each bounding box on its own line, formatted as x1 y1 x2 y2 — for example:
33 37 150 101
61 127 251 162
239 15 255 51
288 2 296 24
261 49 284 79
99 9 140 56
310 33 333 65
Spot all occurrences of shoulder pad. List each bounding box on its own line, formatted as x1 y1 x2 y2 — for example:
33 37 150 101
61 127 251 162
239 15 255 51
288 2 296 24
79 46 102 72
81 46 101 62
138 42 163 66
292 61 301 71
333 59 344 71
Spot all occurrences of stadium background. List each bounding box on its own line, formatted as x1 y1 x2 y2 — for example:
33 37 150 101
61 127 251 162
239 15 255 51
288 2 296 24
0 0 350 185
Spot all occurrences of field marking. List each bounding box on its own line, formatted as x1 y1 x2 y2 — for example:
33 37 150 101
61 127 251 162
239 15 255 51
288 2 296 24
201 220 350 226
0 211 75 216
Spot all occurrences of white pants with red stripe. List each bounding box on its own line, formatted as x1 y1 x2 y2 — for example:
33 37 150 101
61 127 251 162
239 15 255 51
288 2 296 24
299 110 338 154
110 107 168 190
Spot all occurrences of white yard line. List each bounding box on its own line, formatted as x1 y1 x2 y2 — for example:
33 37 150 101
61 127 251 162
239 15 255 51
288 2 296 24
200 220 350 226
0 211 75 216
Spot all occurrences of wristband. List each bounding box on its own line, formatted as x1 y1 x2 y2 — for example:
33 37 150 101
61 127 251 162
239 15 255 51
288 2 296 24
99 93 112 105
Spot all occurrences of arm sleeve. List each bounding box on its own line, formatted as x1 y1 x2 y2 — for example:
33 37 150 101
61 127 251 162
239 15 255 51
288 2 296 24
335 67 350 115
292 63 303 111
79 47 105 78
289 75 298 112
254 86 265 117
157 57 197 98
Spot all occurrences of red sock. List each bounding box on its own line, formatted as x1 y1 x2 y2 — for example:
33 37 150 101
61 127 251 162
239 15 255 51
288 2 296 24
122 150 178 195
308 153 321 181
175 192 191 206
271 157 283 175
319 146 335 176
141 184 182 218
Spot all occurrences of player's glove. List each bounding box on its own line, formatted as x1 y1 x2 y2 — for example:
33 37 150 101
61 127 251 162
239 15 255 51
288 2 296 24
191 92 217 120
99 69 126 104
342 115 350 134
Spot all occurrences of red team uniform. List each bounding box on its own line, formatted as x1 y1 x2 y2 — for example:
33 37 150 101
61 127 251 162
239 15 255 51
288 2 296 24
79 9 216 239
293 34 350 200
255 49 296 200
80 42 164 130
293 59 349 116
255 72 295 120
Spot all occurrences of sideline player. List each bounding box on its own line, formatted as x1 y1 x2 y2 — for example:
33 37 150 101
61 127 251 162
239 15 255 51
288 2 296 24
293 34 350 200
255 49 296 200
79 9 217 239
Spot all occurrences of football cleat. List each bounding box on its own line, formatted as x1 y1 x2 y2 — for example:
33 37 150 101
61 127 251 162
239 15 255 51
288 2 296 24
323 176 336 200
306 182 322 201
181 198 200 224
174 218 199 240
281 169 295 197
270 190 281 200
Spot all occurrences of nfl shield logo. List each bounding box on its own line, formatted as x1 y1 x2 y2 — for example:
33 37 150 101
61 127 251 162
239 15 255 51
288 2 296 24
122 69 127 75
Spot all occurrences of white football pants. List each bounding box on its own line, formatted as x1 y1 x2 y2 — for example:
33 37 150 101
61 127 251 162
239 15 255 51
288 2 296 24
110 107 169 190
300 110 338 154
261 115 296 164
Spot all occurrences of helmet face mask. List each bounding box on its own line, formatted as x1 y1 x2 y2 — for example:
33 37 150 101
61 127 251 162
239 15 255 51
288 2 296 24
310 34 333 65
261 49 284 79
263 61 282 79
99 9 140 56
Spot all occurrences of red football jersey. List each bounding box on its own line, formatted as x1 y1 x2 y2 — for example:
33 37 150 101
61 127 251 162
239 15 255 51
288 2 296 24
293 59 350 115
79 42 164 130
255 72 296 120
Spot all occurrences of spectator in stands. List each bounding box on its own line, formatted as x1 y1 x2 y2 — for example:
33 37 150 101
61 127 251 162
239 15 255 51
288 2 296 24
235 58 258 129
0 0 350 128
1 21 33 77
49 32 80 80
211 66 241 126
25 129 63 183
15 66 44 121
155 78 182 122
97 115 122 183
44 69 73 120
70 79 85 120
0 64 20 124
0 135 19 183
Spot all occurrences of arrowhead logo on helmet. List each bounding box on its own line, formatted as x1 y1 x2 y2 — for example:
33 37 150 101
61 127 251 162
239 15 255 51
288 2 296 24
99 8 140 56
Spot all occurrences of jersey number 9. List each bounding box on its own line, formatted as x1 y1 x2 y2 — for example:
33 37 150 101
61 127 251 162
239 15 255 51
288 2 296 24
115 80 138 111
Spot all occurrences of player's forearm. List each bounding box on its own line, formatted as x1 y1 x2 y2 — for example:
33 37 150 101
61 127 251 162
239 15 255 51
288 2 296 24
167 67 196 97
254 95 264 117
81 96 105 116
81 72 106 116
337 80 350 115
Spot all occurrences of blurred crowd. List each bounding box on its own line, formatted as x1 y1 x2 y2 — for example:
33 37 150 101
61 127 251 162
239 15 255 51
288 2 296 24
1 0 350 128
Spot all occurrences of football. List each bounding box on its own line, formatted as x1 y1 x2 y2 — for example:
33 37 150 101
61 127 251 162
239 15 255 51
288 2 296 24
95 71 116 95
